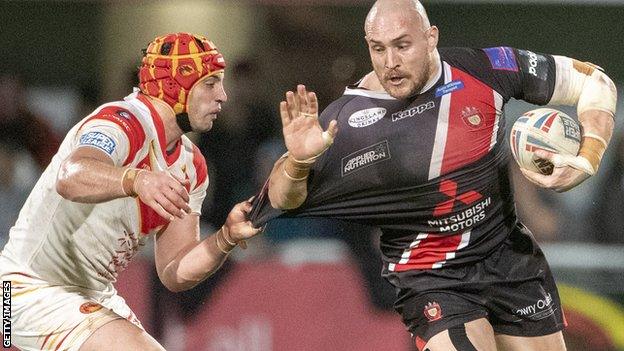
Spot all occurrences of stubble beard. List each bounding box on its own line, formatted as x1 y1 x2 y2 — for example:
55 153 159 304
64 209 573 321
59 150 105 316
382 59 432 100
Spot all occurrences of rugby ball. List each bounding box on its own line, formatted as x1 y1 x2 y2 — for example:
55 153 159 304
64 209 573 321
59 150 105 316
509 108 581 175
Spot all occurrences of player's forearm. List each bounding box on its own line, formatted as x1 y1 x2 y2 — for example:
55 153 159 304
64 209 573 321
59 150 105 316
549 56 617 175
56 156 128 203
159 231 229 292
267 157 309 209
577 109 614 173
578 110 614 142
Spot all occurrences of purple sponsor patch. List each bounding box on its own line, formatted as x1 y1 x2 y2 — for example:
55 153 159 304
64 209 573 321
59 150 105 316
483 47 518 72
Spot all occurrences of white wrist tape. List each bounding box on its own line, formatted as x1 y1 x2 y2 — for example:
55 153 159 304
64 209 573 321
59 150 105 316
549 56 617 118
551 153 595 176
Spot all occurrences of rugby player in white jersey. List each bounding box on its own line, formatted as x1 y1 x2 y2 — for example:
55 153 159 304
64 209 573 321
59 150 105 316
0 33 260 350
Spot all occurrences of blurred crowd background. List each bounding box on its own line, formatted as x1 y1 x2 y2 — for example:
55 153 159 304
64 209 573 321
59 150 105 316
1 1 624 350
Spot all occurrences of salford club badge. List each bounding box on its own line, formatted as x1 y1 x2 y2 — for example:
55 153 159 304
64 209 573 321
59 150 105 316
424 302 443 322
461 106 484 128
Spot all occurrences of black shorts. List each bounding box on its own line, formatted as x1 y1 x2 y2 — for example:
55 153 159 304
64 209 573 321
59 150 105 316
389 224 566 344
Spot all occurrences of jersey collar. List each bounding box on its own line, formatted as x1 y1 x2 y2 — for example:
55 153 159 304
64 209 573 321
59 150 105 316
135 92 182 167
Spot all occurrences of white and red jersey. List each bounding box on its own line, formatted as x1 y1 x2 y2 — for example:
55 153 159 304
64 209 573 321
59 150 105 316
0 90 209 291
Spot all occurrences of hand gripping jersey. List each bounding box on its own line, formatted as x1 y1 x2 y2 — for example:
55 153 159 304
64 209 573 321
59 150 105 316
252 47 556 274
0 90 208 291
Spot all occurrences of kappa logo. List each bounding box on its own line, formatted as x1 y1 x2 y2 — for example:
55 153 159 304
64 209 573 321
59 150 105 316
527 50 538 77
423 302 443 322
519 50 547 79
341 140 391 177
392 101 435 122
116 109 131 119
348 107 386 128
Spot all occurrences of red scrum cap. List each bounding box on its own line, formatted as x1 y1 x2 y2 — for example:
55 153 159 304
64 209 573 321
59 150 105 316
138 33 226 114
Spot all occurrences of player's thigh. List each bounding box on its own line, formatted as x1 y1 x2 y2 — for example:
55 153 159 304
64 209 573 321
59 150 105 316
79 318 165 351
423 318 497 351
495 331 566 351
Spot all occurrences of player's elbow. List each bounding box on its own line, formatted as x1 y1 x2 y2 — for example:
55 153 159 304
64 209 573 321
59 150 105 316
162 280 192 293
157 262 207 293
161 275 206 293
56 168 75 201
56 161 80 201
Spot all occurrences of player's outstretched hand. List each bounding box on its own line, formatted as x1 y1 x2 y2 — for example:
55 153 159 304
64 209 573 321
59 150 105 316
280 84 338 160
134 170 192 221
520 150 591 192
223 199 262 249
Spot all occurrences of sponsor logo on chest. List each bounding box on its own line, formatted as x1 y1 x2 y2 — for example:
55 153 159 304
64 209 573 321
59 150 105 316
391 101 435 122
435 80 464 97
341 140 391 177
348 107 387 127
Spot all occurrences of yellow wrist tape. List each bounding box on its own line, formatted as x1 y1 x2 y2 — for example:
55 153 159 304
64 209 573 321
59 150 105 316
283 155 313 181
578 134 607 173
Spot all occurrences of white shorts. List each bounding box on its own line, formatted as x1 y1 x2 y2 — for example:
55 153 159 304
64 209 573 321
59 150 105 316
1 272 143 351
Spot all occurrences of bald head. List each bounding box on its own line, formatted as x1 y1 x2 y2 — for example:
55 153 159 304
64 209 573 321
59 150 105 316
365 0 430 35
363 0 439 99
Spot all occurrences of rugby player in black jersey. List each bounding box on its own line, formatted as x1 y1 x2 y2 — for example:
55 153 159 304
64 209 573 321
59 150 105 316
252 1 617 350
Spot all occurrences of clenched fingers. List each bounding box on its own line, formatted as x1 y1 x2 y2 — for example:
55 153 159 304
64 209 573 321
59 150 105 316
519 168 549 188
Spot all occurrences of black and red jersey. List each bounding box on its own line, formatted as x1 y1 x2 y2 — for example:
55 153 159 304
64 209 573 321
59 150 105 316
252 47 556 273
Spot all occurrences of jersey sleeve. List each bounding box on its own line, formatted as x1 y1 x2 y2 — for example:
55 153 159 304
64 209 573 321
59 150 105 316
188 145 209 215
75 106 146 166
440 47 556 105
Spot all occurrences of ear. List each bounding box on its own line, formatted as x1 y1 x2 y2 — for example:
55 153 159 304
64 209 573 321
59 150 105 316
427 26 439 52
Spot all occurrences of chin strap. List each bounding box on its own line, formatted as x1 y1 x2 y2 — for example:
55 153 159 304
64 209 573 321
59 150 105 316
176 113 193 133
